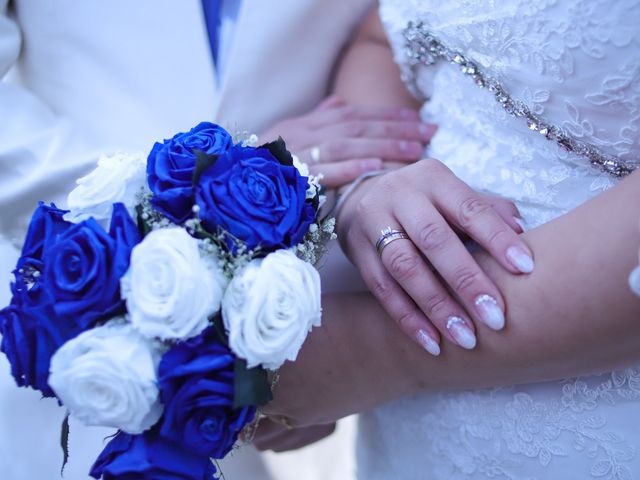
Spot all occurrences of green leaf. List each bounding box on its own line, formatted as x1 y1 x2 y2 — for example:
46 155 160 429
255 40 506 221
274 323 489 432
211 315 229 347
192 150 219 186
233 358 272 408
60 412 70 477
260 137 294 166
135 204 152 237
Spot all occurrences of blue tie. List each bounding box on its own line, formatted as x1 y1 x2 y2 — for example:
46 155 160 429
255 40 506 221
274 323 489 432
202 0 222 66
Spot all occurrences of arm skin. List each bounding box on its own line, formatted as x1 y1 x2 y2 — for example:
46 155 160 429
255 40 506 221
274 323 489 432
333 7 417 109
264 170 640 427
260 7 640 427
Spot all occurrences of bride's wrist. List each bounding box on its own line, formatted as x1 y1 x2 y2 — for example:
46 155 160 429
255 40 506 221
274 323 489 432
334 170 385 224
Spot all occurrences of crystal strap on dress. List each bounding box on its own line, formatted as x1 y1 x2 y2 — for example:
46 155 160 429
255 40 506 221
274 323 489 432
402 21 637 178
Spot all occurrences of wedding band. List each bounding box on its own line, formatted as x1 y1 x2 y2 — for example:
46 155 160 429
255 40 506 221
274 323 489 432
309 146 321 163
375 227 410 256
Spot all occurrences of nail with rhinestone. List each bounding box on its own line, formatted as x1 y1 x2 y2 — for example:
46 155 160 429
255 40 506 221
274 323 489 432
475 295 505 331
506 246 535 274
446 317 477 350
415 329 441 357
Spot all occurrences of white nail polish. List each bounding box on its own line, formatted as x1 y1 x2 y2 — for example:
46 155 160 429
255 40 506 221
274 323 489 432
475 294 505 330
446 316 477 349
506 246 535 273
629 265 640 296
416 330 441 356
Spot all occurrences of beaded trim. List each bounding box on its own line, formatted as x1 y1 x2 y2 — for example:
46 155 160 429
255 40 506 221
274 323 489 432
402 21 637 178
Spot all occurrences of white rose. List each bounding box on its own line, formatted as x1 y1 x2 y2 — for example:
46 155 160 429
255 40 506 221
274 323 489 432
222 249 322 370
48 321 162 434
121 228 225 340
64 151 146 224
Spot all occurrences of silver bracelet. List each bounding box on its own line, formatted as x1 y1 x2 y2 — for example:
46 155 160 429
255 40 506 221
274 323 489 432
331 170 385 220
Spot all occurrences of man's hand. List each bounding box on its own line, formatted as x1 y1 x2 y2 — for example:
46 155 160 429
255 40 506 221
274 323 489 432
337 159 533 353
261 96 437 188
252 418 336 453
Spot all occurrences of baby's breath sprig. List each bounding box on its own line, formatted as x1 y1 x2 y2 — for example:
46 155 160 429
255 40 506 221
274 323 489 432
135 190 173 232
227 123 259 147
187 206 263 278
295 217 337 267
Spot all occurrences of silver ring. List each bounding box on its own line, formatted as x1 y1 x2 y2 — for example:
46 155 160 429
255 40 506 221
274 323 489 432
375 227 410 256
309 146 321 163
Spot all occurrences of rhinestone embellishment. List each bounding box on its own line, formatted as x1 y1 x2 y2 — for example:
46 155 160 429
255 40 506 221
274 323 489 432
402 22 637 178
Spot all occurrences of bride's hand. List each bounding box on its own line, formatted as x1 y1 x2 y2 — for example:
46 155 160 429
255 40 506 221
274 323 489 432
337 159 533 352
260 96 437 188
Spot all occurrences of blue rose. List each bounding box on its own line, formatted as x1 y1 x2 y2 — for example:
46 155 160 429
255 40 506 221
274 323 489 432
147 122 233 223
1 203 140 396
0 303 66 396
157 328 256 458
90 430 217 480
43 203 140 328
19 202 68 265
12 203 70 304
195 145 315 252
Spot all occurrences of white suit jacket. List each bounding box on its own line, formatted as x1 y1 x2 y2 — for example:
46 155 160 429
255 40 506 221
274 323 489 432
0 4 369 479
0 0 373 241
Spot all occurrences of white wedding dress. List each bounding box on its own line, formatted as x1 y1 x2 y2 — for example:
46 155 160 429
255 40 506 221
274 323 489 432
358 1 640 479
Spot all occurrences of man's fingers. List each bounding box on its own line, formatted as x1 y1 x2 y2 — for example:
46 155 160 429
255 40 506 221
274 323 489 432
307 138 423 164
320 120 437 143
351 233 442 356
270 423 336 452
253 420 336 452
315 95 345 111
308 158 382 188
303 104 420 128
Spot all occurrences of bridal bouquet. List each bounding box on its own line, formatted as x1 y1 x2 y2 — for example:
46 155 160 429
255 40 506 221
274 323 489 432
0 122 334 479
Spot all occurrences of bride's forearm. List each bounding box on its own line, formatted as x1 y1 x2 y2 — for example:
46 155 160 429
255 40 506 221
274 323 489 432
269 171 640 426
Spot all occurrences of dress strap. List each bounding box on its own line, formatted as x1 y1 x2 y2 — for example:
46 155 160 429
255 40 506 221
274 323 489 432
402 21 637 178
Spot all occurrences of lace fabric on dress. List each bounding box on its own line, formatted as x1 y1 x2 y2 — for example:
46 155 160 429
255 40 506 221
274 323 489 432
401 22 637 177
357 1 640 479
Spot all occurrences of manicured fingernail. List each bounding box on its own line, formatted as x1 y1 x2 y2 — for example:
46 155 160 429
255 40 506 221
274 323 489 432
415 329 441 356
446 316 476 349
513 216 527 232
400 108 417 118
629 265 640 296
399 141 422 154
361 159 382 170
475 294 505 330
419 124 438 138
506 246 534 273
